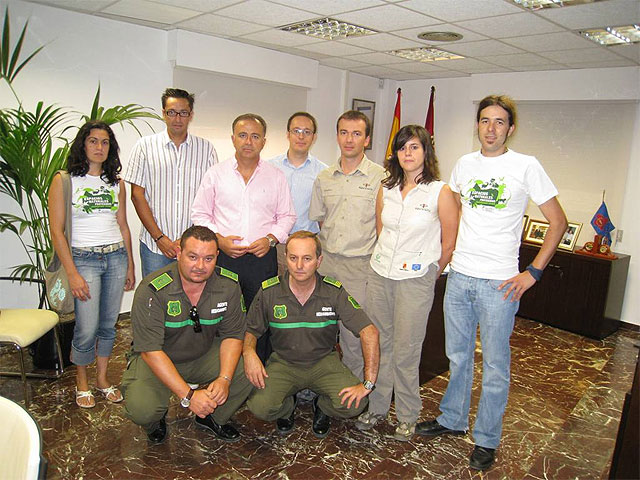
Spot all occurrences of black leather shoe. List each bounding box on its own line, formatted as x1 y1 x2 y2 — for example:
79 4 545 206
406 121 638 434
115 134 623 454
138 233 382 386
195 414 240 443
147 412 167 444
312 397 330 439
415 419 467 437
469 445 496 471
276 394 298 435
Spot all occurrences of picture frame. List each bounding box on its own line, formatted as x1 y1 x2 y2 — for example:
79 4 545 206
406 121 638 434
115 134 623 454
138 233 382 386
523 219 549 246
522 214 529 239
351 98 375 150
558 222 583 252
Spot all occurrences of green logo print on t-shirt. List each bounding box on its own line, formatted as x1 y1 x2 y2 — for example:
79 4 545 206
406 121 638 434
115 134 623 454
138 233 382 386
463 177 510 209
74 186 118 213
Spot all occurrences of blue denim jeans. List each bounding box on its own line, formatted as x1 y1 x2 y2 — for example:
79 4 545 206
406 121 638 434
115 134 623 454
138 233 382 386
437 269 519 449
140 240 175 279
71 247 127 366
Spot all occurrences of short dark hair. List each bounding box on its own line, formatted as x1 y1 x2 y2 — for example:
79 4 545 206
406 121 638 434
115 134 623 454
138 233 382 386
232 113 267 136
286 230 322 258
162 88 195 110
476 95 517 128
67 121 121 185
336 110 371 138
383 125 439 189
287 112 317 133
180 225 218 250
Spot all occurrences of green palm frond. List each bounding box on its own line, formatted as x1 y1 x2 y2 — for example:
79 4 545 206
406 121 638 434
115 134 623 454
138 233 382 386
1 7 44 91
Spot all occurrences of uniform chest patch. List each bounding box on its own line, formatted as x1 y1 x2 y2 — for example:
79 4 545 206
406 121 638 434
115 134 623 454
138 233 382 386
316 306 336 317
167 300 181 317
273 304 288 319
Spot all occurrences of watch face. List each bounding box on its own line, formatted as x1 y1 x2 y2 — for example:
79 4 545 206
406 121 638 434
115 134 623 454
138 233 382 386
180 398 190 408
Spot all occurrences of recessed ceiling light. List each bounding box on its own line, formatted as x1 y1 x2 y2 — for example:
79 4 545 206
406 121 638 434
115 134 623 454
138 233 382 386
509 0 607 10
386 47 464 62
580 24 640 45
417 32 464 42
279 17 378 40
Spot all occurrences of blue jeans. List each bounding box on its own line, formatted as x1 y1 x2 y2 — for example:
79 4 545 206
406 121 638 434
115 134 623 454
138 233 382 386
140 240 175 278
71 247 127 366
437 269 519 449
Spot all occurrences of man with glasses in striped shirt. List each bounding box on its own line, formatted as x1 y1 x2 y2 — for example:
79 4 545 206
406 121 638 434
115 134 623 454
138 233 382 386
124 88 218 278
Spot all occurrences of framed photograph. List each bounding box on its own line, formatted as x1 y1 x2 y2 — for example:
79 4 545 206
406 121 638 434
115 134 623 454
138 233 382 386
522 214 529 239
524 219 549 246
352 98 375 150
558 222 583 252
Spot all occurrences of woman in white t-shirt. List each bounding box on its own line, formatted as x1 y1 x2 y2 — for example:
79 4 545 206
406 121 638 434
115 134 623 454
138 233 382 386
49 121 135 408
355 125 458 441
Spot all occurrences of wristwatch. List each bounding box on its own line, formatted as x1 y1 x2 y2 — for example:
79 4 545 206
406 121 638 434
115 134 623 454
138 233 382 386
180 388 195 408
363 380 376 391
267 236 277 248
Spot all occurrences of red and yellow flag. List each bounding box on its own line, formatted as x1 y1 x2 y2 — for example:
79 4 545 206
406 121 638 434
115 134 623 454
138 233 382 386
385 88 401 161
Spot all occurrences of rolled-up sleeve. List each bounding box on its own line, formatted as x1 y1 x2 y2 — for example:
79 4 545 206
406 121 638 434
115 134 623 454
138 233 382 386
308 176 325 223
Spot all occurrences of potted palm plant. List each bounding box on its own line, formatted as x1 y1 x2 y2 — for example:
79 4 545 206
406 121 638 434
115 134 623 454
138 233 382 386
0 7 161 367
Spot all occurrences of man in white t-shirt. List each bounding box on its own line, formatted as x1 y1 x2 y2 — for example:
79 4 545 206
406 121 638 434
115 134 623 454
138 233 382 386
415 95 567 471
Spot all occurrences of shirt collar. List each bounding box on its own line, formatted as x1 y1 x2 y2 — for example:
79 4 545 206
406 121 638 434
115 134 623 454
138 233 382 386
162 130 191 148
331 154 371 176
283 152 312 169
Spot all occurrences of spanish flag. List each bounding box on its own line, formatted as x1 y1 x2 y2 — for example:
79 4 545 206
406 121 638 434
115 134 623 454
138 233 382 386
385 88 401 161
425 86 435 137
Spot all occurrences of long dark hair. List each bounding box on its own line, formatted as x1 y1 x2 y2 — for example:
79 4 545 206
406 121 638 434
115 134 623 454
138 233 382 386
383 124 439 189
66 121 121 185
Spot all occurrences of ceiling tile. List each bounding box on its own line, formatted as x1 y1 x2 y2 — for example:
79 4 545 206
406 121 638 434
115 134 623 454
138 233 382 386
515 64 571 71
447 39 524 57
26 0 115 12
400 0 521 22
392 23 488 43
536 0 640 30
442 57 507 73
350 64 405 77
335 4 441 31
385 73 425 80
215 0 314 27
564 59 637 68
609 44 640 62
275 46 330 60
103 0 201 24
416 70 469 78
478 52 561 67
240 29 326 46
147 0 242 12
539 47 623 63
391 62 449 73
345 52 413 64
455 12 563 38
296 41 372 56
501 31 595 52
319 57 370 69
176 13 266 36
338 33 423 51
268 0 385 15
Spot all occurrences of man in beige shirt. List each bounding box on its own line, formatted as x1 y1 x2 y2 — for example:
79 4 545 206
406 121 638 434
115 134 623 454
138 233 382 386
309 110 384 379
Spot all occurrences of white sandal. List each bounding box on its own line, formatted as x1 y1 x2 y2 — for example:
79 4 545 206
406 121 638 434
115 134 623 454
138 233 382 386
96 385 123 403
75 388 96 408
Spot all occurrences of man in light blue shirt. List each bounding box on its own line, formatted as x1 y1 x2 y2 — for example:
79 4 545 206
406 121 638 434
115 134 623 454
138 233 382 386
270 112 327 272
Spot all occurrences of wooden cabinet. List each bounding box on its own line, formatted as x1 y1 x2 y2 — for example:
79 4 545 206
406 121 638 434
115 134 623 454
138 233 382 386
518 243 630 339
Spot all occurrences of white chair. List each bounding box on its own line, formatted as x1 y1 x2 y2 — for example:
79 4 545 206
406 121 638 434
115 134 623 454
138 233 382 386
0 309 64 407
0 395 47 480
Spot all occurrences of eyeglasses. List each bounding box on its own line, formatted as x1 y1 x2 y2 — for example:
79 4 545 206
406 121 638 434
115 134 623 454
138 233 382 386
289 128 314 137
189 306 202 333
165 109 191 118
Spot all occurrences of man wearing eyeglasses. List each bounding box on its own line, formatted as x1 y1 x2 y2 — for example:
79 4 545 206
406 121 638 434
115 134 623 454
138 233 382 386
124 88 218 278
269 112 328 274
192 114 296 362
308 110 384 380
122 225 252 445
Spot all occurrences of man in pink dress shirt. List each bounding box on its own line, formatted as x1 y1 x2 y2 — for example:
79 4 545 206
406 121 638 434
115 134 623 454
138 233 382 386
191 113 296 360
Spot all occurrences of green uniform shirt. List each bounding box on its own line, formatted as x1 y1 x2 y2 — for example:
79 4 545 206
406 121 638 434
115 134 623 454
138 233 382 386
246 272 371 367
131 263 246 364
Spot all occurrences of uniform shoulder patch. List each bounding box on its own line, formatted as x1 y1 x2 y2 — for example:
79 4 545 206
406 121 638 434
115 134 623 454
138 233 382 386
322 276 342 288
150 272 173 291
348 295 361 309
218 267 239 282
262 276 280 289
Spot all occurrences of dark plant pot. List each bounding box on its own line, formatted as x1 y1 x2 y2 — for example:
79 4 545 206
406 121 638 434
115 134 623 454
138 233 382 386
32 320 74 369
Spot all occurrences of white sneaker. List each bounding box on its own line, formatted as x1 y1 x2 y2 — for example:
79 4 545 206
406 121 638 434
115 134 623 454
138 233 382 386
394 421 416 441
355 411 385 431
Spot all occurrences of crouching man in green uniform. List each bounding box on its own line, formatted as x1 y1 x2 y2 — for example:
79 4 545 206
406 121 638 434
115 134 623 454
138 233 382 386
243 230 380 438
121 225 252 444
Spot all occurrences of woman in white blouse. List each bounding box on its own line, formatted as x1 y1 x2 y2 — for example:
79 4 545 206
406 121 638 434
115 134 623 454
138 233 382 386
355 124 458 441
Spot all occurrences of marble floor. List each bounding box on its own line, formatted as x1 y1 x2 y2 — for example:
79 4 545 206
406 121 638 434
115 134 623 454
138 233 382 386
1 316 638 480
